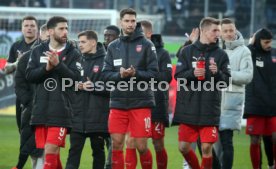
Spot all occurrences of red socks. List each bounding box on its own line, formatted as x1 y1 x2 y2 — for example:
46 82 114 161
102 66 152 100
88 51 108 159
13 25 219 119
201 157 212 169
112 150 124 169
182 149 200 169
250 143 260 169
44 154 58 169
140 149 153 169
57 154 62 169
125 148 137 169
156 148 168 169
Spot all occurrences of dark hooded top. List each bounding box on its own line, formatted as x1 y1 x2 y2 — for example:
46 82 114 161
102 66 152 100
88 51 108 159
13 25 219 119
26 41 81 128
71 42 110 133
173 40 231 126
150 34 172 126
244 28 276 118
102 23 158 109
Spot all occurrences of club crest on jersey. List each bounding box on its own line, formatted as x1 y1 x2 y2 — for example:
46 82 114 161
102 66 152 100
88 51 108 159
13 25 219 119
62 56 66 61
93 65 99 73
136 45 142 52
272 56 276 63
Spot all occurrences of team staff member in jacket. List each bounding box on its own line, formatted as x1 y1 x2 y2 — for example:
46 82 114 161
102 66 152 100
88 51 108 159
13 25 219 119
102 8 158 169
174 17 231 169
214 18 253 169
125 20 172 169
65 30 109 169
9 15 38 169
26 16 81 169
13 23 49 169
244 28 276 169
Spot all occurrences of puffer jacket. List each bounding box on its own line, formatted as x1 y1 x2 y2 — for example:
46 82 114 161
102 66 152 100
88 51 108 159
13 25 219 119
102 23 158 109
219 31 253 131
26 41 81 128
244 30 276 118
71 42 109 133
150 34 172 126
173 40 231 126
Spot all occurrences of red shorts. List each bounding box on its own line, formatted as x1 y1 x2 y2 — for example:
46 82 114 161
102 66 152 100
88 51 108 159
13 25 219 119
151 122 165 139
246 116 276 135
35 126 67 149
108 108 152 138
178 124 218 143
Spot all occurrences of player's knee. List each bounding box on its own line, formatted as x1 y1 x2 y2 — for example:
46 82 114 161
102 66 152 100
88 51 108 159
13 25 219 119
178 143 189 155
45 143 59 154
111 135 125 150
201 144 212 156
152 139 164 152
126 137 135 149
136 144 148 154
250 135 261 145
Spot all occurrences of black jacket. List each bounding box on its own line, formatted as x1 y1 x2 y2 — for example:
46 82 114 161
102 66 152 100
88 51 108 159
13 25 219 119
102 23 158 109
26 41 81 128
15 50 34 107
14 50 43 157
72 42 110 133
173 40 231 126
244 38 276 118
150 34 172 125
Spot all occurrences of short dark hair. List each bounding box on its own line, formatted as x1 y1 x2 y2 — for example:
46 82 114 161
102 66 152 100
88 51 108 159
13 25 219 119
140 20 153 32
78 30 98 42
199 17 220 30
105 25 120 36
221 18 235 25
22 16 38 26
120 8 136 19
46 16 68 29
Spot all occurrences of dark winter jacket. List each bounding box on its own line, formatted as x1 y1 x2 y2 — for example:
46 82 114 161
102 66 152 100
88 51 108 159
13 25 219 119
71 42 110 133
26 41 81 128
150 34 172 125
244 30 276 118
173 40 231 126
102 23 158 109
15 50 43 157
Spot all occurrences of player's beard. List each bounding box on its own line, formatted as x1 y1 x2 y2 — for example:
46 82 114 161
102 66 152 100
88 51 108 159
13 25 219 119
54 33 67 44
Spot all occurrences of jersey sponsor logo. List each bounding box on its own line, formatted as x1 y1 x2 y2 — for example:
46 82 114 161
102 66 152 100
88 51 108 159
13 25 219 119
136 45 142 52
40 56 48 63
151 46 156 51
93 65 99 73
113 59 122 66
192 61 196 68
256 60 264 67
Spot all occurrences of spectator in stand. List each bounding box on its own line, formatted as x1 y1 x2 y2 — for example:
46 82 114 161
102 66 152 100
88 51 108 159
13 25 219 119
224 0 235 16
128 0 145 12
